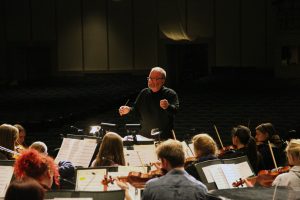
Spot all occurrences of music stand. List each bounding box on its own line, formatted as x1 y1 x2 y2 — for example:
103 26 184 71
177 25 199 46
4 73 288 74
99 122 117 138
151 128 162 144
125 124 141 144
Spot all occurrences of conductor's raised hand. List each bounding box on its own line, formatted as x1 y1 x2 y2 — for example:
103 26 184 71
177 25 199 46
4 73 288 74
119 106 131 116
160 99 169 110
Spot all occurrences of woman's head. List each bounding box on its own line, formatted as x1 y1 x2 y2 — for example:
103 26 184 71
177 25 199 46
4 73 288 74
0 124 19 158
14 124 26 146
95 132 125 166
192 133 218 158
5 179 44 200
286 139 300 165
255 123 275 143
232 125 251 146
14 149 59 190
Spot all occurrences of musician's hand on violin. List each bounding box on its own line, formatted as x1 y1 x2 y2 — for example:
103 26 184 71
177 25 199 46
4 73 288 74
160 99 169 110
119 106 131 116
151 161 162 170
115 178 129 190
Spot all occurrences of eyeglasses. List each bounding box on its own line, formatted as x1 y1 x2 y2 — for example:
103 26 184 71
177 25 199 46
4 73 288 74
147 77 164 81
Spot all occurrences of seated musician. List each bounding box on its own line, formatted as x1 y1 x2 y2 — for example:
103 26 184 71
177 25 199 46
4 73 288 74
185 133 218 180
219 125 261 173
13 149 59 191
91 132 125 167
142 139 207 200
29 141 75 189
0 124 19 160
5 179 45 200
14 124 27 152
255 123 286 170
272 139 300 189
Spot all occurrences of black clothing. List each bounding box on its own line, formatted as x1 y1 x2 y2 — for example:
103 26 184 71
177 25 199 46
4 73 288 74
218 147 260 174
185 154 218 181
132 86 179 139
0 152 8 160
257 143 286 170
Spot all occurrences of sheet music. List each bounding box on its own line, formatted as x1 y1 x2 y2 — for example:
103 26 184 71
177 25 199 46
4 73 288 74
235 161 254 179
181 141 194 157
72 139 98 167
75 169 106 191
202 164 220 183
55 138 97 167
124 144 157 166
0 166 14 198
209 164 230 189
220 164 242 189
207 163 250 189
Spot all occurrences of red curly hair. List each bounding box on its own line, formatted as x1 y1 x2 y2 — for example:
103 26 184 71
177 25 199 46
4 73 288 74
14 149 59 186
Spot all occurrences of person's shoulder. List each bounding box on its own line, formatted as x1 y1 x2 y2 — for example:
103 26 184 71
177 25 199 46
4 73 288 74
140 88 151 94
162 86 177 95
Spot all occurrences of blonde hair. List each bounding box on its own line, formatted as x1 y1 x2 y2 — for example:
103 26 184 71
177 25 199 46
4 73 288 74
0 124 19 156
286 139 300 161
192 133 218 157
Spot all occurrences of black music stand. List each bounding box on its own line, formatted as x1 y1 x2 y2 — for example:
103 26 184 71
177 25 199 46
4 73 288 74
125 124 141 144
98 122 117 138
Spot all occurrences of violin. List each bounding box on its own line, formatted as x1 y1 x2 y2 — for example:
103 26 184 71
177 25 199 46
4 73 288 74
218 145 236 157
184 156 197 168
232 166 290 188
102 169 166 188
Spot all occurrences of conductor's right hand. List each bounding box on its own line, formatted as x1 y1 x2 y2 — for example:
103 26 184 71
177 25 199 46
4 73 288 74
119 106 131 116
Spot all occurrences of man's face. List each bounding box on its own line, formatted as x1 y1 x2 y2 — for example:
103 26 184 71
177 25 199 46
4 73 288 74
147 70 165 93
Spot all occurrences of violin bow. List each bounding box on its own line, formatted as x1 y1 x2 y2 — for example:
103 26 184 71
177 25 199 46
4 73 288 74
268 141 278 170
213 125 224 149
0 145 20 156
136 151 147 173
172 129 177 140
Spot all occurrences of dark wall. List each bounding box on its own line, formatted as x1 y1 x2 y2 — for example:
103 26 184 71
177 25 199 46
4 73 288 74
1 0 300 83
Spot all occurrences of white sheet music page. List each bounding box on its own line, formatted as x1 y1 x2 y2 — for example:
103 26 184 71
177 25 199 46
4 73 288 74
220 164 243 189
181 141 193 158
235 161 254 179
202 164 220 183
72 138 97 167
209 164 230 189
75 169 106 191
0 166 14 198
55 138 81 164
124 144 157 166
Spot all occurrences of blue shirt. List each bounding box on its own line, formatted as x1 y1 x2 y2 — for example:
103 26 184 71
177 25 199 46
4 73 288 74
142 169 207 200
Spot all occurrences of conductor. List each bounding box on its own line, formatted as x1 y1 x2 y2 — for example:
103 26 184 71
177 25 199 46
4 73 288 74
119 67 179 139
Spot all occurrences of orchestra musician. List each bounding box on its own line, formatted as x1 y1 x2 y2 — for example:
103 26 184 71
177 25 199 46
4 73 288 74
14 124 27 152
0 124 19 160
141 139 207 200
91 132 125 167
272 139 300 188
119 67 179 139
5 179 45 200
255 123 286 170
13 149 59 191
219 125 262 173
185 133 219 180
